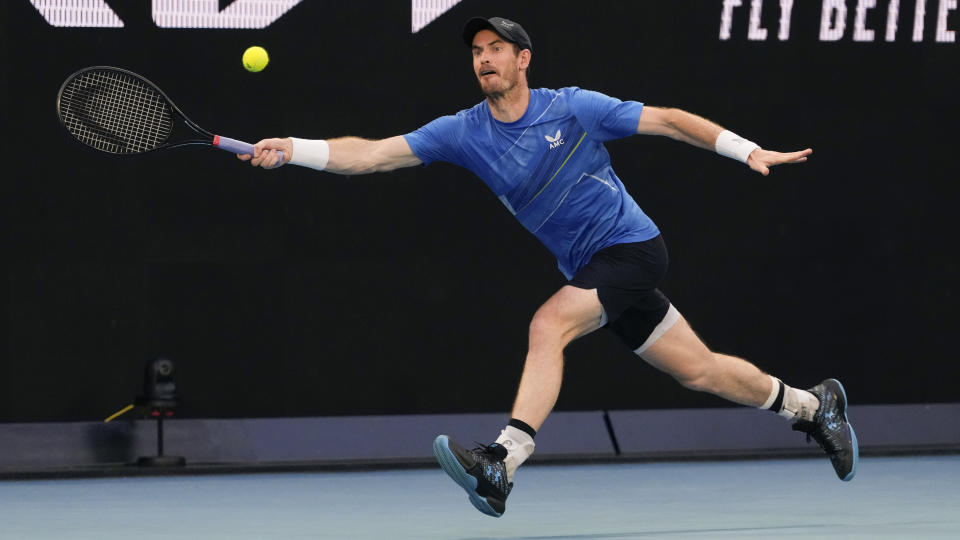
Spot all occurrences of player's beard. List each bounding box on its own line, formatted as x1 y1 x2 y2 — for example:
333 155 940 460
480 73 517 103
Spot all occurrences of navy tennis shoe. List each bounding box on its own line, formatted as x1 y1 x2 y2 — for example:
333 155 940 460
792 378 859 481
433 435 512 517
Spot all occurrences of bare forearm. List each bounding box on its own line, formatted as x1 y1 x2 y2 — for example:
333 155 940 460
245 134 420 173
325 137 385 175
656 108 724 151
323 135 421 175
635 105 811 175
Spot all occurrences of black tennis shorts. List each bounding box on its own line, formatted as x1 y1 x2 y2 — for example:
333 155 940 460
568 235 672 351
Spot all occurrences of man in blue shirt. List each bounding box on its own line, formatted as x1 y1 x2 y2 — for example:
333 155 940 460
242 16 858 517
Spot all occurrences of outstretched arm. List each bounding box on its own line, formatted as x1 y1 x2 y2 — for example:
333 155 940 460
636 106 812 176
239 135 422 174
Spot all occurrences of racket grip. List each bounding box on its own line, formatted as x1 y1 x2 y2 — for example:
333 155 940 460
214 135 284 161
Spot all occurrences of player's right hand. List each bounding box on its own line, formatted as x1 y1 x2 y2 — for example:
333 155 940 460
238 137 293 169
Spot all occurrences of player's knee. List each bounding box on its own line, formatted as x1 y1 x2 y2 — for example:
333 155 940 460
529 308 586 350
528 312 563 344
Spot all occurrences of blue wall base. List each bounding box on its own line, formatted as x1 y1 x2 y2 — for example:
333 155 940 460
1 404 956 476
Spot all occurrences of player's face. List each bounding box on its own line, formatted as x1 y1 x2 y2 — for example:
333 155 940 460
471 29 525 98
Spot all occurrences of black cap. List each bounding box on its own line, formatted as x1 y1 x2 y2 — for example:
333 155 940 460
462 17 532 51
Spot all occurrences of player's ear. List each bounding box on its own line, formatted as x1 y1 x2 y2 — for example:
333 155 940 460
519 49 531 70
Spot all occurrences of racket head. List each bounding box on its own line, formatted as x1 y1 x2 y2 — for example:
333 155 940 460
56 66 212 155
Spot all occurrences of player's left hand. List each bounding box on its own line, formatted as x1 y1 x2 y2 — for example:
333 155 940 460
747 148 812 176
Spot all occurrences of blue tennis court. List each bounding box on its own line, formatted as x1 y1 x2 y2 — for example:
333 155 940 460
1 455 956 539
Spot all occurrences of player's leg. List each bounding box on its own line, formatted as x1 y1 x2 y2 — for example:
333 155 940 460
433 284 604 517
496 284 605 476
637 312 858 481
638 314 783 408
511 284 605 430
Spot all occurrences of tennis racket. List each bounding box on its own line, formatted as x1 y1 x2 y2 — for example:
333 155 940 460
56 66 280 161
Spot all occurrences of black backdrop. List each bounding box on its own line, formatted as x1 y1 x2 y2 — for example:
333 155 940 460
2 1 957 422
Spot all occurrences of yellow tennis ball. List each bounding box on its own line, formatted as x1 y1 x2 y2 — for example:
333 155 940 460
242 46 269 72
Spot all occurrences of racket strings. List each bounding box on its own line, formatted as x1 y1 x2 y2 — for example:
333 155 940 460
59 70 174 154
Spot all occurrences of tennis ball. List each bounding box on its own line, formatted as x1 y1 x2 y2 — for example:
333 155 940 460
242 46 269 72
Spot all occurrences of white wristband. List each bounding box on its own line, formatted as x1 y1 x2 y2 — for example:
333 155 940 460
289 138 330 171
715 130 760 163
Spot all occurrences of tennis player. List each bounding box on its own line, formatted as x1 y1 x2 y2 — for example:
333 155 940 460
241 16 858 517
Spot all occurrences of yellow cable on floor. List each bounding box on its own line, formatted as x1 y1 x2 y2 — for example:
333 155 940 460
104 404 134 423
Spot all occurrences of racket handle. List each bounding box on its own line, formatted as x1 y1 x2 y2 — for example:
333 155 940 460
213 135 284 161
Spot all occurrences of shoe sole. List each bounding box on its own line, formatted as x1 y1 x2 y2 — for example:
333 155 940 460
432 435 502 517
828 379 859 481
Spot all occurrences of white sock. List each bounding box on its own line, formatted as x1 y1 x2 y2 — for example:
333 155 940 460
760 376 820 422
494 425 535 483
782 386 820 422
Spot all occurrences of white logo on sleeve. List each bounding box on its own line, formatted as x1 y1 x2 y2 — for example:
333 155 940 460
544 129 564 149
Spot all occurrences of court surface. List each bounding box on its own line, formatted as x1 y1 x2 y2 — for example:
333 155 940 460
0 455 956 539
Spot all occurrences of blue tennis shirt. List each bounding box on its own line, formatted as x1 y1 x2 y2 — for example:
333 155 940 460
404 87 659 279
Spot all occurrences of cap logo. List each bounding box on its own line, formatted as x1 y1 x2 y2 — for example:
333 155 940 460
499 20 515 28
